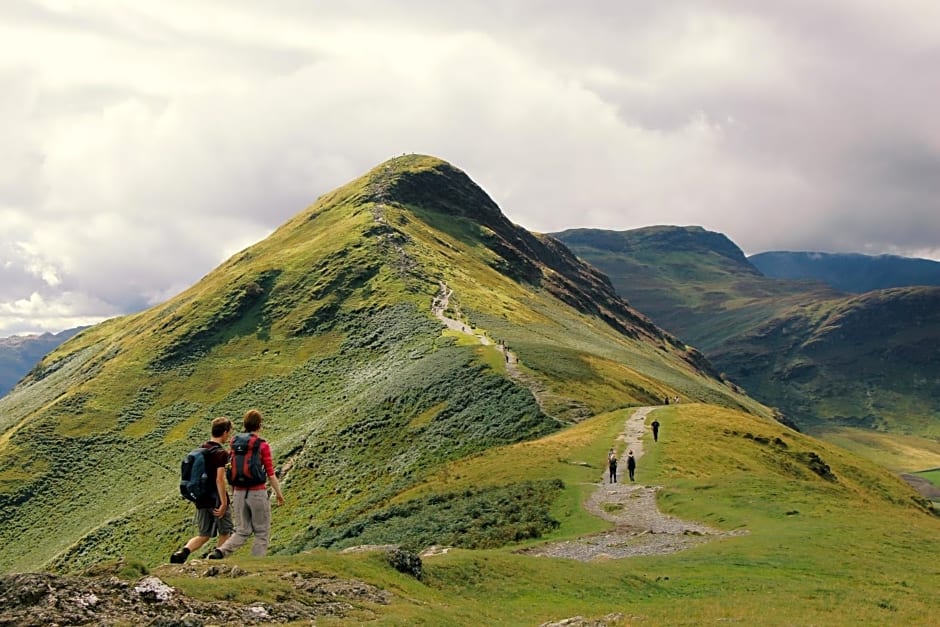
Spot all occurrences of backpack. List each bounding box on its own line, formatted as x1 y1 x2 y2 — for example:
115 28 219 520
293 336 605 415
228 433 267 487
179 443 218 503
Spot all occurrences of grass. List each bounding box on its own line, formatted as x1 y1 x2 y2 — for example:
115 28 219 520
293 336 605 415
912 468 940 488
808 426 940 473
149 404 939 625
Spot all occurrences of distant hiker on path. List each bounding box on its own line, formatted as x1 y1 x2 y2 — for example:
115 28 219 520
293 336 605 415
627 450 637 482
608 452 618 483
171 417 234 563
209 409 285 559
663 396 669 405
651 419 660 442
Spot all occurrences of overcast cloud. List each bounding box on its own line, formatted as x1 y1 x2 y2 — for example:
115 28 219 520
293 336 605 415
2 0 939 336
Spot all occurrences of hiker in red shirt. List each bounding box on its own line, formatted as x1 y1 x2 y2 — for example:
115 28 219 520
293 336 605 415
209 408 285 558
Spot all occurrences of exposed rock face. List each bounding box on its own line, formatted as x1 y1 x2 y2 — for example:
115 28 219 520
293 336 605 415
0 569 391 626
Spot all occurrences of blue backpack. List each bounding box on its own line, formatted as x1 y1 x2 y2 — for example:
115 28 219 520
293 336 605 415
179 443 217 503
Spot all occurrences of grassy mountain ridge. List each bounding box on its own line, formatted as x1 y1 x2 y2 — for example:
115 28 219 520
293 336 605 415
554 226 940 439
750 250 940 293
0 156 763 574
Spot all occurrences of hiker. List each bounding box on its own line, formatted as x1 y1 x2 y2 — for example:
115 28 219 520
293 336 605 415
663 395 669 405
627 451 636 481
608 453 618 483
171 417 234 563
209 409 285 559
651 419 660 442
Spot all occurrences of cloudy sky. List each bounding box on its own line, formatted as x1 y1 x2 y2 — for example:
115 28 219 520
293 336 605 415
2 1 939 336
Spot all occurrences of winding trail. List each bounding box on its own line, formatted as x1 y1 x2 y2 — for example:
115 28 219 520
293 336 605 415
431 281 588 421
523 407 746 561
432 282 741 560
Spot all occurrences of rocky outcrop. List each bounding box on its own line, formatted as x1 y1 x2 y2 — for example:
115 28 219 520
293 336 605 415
0 566 391 626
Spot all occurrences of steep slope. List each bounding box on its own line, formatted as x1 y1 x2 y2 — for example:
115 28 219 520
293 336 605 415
750 250 940 293
0 328 84 397
0 157 764 574
555 226 940 437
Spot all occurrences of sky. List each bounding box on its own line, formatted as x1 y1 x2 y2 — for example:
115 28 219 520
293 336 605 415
2 1 940 337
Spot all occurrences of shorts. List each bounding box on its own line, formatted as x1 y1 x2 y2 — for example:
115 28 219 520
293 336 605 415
194 504 235 537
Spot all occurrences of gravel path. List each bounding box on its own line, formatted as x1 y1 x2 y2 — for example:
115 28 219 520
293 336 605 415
523 407 746 561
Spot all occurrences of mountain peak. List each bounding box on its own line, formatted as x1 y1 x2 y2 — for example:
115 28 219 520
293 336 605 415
363 154 504 226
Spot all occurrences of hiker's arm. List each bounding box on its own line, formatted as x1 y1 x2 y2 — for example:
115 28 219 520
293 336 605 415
213 467 228 516
261 442 285 505
269 474 285 506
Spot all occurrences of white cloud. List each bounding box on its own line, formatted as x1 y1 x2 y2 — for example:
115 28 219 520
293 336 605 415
1 1 939 337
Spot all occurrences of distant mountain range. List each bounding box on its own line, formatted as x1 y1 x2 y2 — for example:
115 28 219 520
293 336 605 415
0 328 85 397
749 251 940 293
555 226 940 438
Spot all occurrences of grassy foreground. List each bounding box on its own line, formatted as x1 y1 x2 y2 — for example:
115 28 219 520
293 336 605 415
156 404 939 625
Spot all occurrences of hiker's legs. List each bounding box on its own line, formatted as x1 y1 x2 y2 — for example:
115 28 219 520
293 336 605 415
215 503 235 549
218 490 253 556
185 535 210 552
247 490 272 557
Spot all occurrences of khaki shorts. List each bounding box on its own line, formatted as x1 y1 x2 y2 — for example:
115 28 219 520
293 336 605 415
194 504 235 537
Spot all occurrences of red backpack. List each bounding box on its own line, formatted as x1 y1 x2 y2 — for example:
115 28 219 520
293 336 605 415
228 433 267 487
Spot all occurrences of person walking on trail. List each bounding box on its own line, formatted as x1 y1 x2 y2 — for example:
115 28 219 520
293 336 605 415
651 419 660 442
627 450 637 482
209 409 285 559
171 417 234 563
608 452 618 483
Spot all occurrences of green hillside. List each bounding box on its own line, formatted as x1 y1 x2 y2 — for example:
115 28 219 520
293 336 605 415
0 156 762 574
554 227 940 441
154 403 937 624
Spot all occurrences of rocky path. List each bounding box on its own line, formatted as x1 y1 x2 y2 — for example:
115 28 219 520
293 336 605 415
524 406 745 561
431 281 588 421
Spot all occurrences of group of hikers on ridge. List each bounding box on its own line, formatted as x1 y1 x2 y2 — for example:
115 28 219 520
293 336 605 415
606 415 661 483
172 408 285 563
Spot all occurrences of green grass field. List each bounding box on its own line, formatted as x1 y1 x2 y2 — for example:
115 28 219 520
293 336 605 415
155 404 939 625
913 468 940 488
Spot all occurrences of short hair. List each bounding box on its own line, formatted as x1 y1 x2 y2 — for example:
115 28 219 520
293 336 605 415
243 408 263 432
211 416 233 437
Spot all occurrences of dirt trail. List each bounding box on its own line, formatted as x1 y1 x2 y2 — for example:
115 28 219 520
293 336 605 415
432 281 588 421
431 284 739 559
524 407 746 561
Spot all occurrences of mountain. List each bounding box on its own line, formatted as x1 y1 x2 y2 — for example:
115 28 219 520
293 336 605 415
750 251 940 293
0 328 85 398
3 161 936 624
0 156 765 574
554 226 940 437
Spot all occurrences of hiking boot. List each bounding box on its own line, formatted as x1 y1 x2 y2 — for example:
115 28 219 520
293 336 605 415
170 548 190 564
207 549 224 560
